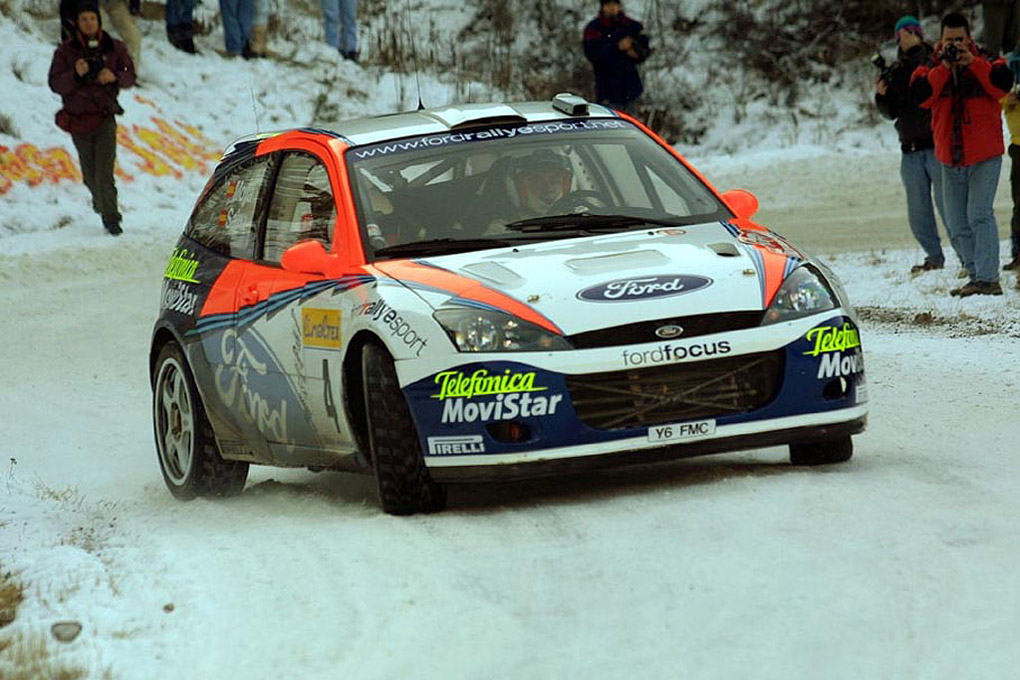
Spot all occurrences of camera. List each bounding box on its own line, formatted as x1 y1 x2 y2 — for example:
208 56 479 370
870 52 894 83
82 55 105 80
943 42 961 63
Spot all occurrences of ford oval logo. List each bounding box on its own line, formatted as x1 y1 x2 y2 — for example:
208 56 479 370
577 275 712 302
655 325 684 339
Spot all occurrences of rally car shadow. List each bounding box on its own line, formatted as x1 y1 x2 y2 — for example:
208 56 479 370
228 446 854 514
446 449 803 513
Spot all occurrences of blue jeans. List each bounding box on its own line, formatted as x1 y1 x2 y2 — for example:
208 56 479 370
941 155 1002 283
219 0 254 54
901 148 951 265
322 0 357 53
165 0 194 26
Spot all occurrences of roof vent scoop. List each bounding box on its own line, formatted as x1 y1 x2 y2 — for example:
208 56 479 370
552 93 589 117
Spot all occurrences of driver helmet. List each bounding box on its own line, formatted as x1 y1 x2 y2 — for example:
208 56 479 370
510 150 573 212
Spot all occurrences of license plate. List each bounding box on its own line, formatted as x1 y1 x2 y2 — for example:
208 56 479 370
647 419 716 443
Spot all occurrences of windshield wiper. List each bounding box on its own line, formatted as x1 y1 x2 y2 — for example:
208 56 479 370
504 213 695 232
373 237 517 258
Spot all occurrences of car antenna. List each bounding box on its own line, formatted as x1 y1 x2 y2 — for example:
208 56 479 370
404 0 425 110
249 87 261 133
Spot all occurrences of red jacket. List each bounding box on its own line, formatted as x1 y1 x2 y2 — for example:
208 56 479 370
910 46 1011 167
48 29 135 133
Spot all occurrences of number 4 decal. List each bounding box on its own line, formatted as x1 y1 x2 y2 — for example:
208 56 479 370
322 358 342 433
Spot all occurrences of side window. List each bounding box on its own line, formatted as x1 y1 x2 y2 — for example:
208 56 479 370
187 157 273 258
263 153 336 264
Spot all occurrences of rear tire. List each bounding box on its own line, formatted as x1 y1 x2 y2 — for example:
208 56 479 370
789 435 854 466
362 343 446 515
153 342 248 500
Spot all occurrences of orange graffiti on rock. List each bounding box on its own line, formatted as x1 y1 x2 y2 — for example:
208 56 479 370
116 125 183 179
0 117 221 194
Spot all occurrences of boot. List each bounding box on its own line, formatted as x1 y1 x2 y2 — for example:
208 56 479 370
167 23 198 54
250 23 268 57
102 215 122 236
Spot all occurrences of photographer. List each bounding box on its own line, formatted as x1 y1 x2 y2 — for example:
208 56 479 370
875 16 955 275
583 0 651 114
48 0 135 236
910 12 1014 296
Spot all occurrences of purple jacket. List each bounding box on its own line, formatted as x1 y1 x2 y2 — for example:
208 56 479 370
48 30 135 127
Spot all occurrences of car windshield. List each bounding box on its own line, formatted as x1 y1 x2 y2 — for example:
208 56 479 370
346 119 728 260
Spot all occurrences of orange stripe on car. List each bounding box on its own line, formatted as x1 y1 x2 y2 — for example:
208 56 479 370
373 260 563 335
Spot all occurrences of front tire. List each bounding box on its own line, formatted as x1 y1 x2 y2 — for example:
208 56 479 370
362 343 446 515
153 342 248 500
789 435 854 466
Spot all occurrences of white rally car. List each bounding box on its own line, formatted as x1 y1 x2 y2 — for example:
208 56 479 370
150 94 866 514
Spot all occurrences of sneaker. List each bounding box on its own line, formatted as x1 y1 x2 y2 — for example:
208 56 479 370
1004 259 1019 271
910 258 944 274
950 281 1002 297
102 216 122 236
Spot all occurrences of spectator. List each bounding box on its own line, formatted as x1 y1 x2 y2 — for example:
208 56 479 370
219 0 255 58
911 12 1014 296
1001 51 1020 275
48 0 136 236
322 0 357 61
583 0 650 114
166 0 199 54
981 0 1020 56
875 16 956 275
250 0 270 58
60 0 141 70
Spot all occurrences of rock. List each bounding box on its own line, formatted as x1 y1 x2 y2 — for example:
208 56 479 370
51 620 82 643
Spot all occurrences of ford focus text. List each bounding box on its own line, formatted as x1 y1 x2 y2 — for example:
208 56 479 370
150 94 866 515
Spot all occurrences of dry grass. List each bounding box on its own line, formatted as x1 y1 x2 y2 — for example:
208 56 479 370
0 569 97 680
0 571 22 628
0 630 88 680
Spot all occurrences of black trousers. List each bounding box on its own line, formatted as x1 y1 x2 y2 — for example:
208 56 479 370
71 117 120 223
982 2 1020 55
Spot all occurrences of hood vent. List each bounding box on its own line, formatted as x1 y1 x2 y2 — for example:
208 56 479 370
707 242 741 257
565 249 669 274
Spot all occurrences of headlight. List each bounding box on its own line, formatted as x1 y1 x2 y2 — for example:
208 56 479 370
434 308 572 352
761 266 838 325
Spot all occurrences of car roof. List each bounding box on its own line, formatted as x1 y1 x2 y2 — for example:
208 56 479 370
220 95 620 158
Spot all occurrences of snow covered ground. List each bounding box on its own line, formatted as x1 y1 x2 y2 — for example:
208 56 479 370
2 2 1020 679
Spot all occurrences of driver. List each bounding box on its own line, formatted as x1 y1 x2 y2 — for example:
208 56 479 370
509 149 574 216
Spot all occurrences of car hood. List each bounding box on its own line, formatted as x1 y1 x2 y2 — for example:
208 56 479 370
371 221 808 337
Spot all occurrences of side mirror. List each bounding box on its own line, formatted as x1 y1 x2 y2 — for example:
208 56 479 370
280 240 340 277
721 189 760 220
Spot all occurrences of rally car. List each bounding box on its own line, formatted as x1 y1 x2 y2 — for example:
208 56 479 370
150 93 867 515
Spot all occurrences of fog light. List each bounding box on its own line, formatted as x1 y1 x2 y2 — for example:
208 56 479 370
822 377 848 401
486 420 531 443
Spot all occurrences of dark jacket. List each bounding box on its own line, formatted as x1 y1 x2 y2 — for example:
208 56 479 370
910 44 1013 166
582 11 649 106
48 29 135 133
875 43 937 151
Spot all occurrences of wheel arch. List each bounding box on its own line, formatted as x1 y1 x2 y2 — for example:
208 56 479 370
342 329 389 457
149 324 185 388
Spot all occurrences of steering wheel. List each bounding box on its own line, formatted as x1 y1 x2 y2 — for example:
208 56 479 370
549 190 609 213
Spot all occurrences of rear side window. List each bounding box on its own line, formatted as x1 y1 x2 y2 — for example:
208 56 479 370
263 153 336 264
187 157 274 258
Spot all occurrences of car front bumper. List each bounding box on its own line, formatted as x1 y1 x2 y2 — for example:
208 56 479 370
399 311 867 478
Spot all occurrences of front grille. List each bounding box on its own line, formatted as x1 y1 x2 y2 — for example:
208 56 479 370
568 311 764 349
566 350 784 431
